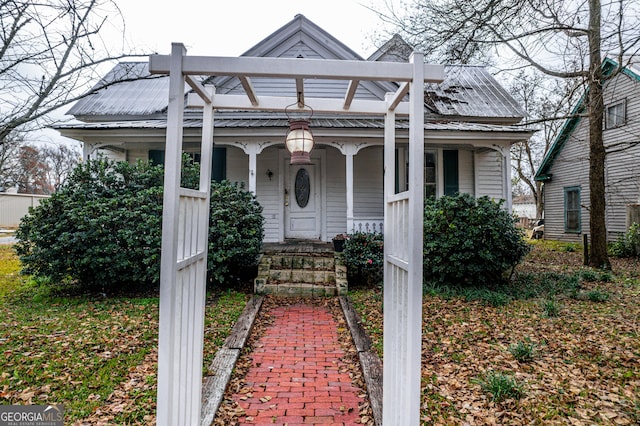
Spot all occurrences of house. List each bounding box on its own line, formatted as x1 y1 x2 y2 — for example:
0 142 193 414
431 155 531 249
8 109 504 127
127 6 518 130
535 58 640 242
56 14 532 243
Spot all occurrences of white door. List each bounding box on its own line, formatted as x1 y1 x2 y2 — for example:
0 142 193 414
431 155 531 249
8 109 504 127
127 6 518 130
285 163 321 239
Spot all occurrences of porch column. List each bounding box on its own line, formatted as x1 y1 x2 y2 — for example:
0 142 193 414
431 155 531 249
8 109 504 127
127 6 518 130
248 145 258 194
345 145 355 232
503 146 513 213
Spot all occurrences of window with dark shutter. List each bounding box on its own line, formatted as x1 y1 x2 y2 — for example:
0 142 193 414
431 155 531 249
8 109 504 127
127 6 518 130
564 186 581 233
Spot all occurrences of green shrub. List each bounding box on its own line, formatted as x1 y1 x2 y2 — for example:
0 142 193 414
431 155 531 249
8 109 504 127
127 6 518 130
609 223 640 257
579 269 599 282
423 194 530 287
343 232 384 287
583 289 610 303
475 371 525 402
207 181 264 285
508 337 538 362
15 157 263 291
541 298 562 317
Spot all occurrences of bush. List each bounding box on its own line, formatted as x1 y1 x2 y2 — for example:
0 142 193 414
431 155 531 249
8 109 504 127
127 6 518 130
475 371 525 402
15 157 263 291
207 181 264 285
342 232 383 287
609 223 640 258
423 194 530 287
508 337 538 362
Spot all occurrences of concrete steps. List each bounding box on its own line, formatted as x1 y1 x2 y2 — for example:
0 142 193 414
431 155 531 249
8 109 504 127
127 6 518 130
254 252 348 296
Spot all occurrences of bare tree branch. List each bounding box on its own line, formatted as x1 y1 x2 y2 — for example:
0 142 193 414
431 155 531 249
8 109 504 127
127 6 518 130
0 0 147 145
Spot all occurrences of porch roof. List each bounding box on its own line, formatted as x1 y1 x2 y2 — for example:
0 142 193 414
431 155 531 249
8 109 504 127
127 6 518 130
56 117 531 134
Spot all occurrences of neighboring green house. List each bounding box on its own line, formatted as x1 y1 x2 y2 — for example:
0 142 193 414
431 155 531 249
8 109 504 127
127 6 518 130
535 58 640 242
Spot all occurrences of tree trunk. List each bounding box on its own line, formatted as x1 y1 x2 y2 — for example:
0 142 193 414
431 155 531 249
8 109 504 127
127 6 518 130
587 0 610 268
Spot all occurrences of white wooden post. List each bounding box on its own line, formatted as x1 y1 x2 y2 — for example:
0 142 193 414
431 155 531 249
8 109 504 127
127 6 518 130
383 52 425 425
345 146 355 232
248 147 257 194
157 43 214 426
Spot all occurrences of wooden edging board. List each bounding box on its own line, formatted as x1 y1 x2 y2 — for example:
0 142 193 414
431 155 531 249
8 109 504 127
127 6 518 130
339 296 383 426
200 295 264 426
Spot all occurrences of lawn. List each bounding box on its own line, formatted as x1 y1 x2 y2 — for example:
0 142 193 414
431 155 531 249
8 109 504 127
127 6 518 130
0 245 248 424
350 240 640 424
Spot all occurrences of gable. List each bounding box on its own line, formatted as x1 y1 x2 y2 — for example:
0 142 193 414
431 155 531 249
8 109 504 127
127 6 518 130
535 57 640 181
213 15 388 101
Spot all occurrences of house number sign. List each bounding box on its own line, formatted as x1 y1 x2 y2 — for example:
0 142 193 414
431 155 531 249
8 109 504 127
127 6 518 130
295 168 310 208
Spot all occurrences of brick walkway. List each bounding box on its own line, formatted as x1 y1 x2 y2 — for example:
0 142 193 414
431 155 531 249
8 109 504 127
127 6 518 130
233 304 365 425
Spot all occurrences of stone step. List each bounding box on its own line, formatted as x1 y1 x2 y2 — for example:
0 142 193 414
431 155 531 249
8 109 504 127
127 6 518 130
254 253 348 297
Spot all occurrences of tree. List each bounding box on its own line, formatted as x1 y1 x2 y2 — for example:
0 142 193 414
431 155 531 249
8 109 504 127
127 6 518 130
0 0 142 146
375 0 640 268
509 70 582 219
0 141 79 193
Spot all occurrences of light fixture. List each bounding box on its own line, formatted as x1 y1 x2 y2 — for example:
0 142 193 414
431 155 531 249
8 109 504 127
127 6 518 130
284 101 314 165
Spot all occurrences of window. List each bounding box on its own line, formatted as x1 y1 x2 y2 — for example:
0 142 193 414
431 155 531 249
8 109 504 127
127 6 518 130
424 150 436 198
396 148 460 197
605 100 626 129
148 148 227 182
564 186 581 233
443 150 459 196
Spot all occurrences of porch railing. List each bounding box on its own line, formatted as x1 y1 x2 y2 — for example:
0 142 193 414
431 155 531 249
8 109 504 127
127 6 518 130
348 217 384 234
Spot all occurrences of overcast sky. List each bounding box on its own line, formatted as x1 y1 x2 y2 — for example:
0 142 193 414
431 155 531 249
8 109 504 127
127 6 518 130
115 0 395 58
41 0 398 147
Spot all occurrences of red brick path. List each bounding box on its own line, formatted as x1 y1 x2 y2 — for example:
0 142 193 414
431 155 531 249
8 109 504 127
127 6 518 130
233 304 365 425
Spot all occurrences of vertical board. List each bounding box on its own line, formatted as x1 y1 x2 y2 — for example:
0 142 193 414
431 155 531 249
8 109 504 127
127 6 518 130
383 52 426 424
157 44 214 426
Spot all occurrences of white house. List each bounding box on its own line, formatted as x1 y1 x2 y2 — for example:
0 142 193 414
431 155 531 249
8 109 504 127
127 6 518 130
535 58 640 242
57 14 532 243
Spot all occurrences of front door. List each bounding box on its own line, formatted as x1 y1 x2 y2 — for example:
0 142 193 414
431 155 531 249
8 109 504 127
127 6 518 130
285 163 320 239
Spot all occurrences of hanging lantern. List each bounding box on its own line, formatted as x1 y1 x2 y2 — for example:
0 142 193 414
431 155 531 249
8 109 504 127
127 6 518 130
285 119 314 165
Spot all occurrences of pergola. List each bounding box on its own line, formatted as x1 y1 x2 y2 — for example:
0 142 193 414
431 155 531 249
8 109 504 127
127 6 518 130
149 43 444 425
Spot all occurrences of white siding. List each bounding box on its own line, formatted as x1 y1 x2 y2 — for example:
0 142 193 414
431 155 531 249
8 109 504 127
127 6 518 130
458 149 475 196
544 69 640 242
255 147 281 242
353 146 384 218
226 147 249 186
474 150 504 201
325 147 347 238
127 148 148 162
96 147 126 162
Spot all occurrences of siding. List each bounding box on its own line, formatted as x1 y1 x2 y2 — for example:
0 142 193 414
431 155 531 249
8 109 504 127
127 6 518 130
458 149 475 196
325 147 347 238
226 147 249 186
474 150 504 201
545 69 640 241
255 147 281 243
353 146 384 217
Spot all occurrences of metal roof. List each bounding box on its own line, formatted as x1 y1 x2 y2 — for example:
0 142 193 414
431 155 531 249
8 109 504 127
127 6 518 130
424 66 525 119
56 117 531 133
67 62 183 117
66 16 525 123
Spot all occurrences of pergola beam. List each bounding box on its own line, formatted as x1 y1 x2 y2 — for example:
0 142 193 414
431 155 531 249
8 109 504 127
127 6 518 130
343 79 359 109
186 75 212 104
239 77 259 106
295 78 304 107
187 93 411 115
387 82 409 112
150 54 444 83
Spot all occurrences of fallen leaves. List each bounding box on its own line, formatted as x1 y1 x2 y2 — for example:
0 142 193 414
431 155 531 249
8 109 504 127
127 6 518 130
350 245 640 425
